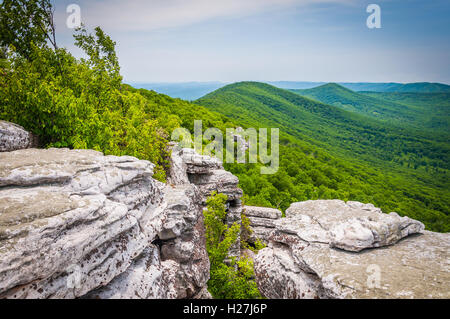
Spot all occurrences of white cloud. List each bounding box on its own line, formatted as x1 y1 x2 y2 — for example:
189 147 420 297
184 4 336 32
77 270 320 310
76 0 354 31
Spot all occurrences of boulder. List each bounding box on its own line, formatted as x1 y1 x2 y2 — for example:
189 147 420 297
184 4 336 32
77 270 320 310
244 206 282 220
0 120 38 152
284 200 424 251
158 185 211 299
180 148 223 175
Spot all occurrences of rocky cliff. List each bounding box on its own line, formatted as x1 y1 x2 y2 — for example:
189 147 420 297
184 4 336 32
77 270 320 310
0 147 209 298
0 124 246 299
242 206 282 245
169 145 243 259
0 118 251 299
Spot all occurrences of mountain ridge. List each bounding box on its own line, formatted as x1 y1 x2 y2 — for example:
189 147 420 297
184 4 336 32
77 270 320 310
130 81 450 100
290 83 450 132
195 81 449 231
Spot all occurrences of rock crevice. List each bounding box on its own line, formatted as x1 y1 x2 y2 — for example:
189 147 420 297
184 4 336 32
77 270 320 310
0 147 211 299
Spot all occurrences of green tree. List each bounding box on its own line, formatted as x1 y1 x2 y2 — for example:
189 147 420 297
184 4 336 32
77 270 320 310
74 26 122 87
203 192 262 299
0 46 8 69
0 0 58 59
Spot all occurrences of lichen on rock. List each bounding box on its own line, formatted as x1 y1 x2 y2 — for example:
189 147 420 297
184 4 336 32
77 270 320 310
254 200 450 299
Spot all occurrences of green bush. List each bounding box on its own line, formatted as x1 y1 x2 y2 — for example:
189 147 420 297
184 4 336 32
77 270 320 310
0 27 175 180
203 192 262 299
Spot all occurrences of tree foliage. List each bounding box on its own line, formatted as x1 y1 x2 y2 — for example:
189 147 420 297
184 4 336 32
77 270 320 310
197 82 450 232
0 0 57 59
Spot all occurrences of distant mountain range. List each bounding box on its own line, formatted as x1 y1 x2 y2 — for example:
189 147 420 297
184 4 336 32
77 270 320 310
291 83 450 131
195 82 448 170
194 81 449 231
129 82 227 100
272 81 450 93
129 81 450 100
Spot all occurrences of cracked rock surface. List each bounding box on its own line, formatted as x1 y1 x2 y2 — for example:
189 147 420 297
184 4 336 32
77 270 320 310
242 206 282 244
0 121 38 152
254 200 450 299
0 148 209 299
169 146 244 259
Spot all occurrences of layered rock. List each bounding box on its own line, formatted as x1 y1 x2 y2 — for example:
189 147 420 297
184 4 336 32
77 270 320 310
169 146 243 258
284 200 424 252
0 148 209 299
254 200 449 299
0 120 38 152
243 206 282 244
3 124 447 300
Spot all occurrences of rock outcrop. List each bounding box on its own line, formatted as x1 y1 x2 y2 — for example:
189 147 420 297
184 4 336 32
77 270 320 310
243 206 282 244
0 120 38 152
254 200 450 299
2 123 448 300
169 146 244 258
0 148 209 299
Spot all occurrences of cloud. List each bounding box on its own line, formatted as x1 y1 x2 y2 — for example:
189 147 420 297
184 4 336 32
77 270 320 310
73 0 354 32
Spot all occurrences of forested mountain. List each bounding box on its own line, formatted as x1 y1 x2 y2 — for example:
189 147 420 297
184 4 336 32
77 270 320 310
197 82 448 175
340 82 450 93
196 82 449 232
360 91 450 130
291 83 450 132
125 81 450 101
267 81 450 93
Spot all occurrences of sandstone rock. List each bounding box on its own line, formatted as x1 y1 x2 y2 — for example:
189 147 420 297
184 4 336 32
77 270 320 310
159 184 210 299
168 145 223 181
192 287 213 299
243 206 282 244
0 120 38 152
247 216 277 229
181 148 223 175
168 146 244 259
84 246 172 299
249 227 274 244
244 206 282 220
189 170 243 203
86 184 210 299
285 200 424 251
167 144 190 185
254 200 449 299
0 148 210 299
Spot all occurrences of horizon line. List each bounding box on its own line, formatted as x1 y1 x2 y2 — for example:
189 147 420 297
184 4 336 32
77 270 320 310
126 80 450 85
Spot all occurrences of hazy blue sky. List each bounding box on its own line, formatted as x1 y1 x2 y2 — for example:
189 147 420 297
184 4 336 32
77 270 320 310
53 0 450 83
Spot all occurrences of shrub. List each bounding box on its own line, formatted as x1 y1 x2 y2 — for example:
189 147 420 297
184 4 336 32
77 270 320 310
203 192 262 299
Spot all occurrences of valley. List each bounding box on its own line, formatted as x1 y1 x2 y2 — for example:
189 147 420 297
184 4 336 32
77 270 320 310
194 82 449 232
